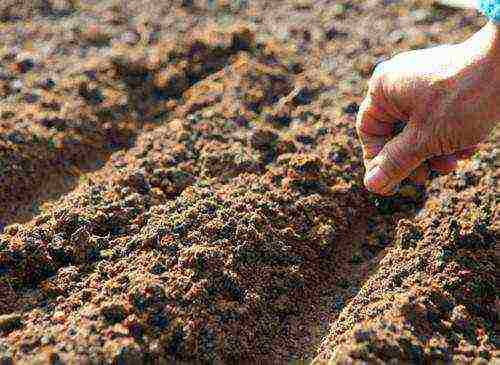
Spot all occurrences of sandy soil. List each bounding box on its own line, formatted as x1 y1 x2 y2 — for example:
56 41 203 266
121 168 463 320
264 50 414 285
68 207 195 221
0 0 498 363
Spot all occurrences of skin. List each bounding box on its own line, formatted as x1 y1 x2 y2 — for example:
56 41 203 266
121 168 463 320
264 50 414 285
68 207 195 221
357 21 500 196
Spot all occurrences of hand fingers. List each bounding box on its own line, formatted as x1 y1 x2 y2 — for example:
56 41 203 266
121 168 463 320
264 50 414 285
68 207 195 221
364 127 428 195
428 146 478 175
407 145 478 186
408 163 429 185
356 81 425 196
429 154 458 173
356 96 396 164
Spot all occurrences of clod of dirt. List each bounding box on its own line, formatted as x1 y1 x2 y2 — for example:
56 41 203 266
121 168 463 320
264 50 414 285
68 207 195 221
395 219 423 249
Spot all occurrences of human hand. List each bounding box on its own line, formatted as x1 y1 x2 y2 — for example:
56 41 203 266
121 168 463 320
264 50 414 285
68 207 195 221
357 21 500 195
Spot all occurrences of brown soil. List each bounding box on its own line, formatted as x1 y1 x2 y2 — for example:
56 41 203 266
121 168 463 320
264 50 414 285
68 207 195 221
0 0 497 363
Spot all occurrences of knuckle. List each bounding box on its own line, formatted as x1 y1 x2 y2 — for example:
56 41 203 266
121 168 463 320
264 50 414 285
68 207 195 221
367 69 387 99
367 73 382 94
427 132 458 156
384 144 406 177
383 130 428 179
411 129 431 159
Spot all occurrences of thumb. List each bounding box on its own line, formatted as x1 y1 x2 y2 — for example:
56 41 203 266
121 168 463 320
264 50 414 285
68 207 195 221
364 126 428 195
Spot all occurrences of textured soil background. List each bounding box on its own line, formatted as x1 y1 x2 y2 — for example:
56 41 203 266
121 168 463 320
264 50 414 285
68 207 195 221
0 0 498 363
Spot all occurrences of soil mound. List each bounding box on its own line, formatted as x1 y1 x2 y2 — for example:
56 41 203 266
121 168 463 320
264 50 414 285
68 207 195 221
0 0 497 363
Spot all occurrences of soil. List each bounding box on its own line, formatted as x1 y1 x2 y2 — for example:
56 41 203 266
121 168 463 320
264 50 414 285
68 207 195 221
0 0 498 363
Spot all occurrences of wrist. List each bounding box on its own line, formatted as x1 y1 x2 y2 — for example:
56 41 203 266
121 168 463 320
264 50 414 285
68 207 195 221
463 21 500 66
484 21 500 62
488 20 500 46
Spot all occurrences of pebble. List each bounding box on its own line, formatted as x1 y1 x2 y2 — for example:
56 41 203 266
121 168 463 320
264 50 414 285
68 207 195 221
10 80 23 91
37 78 56 90
120 31 141 46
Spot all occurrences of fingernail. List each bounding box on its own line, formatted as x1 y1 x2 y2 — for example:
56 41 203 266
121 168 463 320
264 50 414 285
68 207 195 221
364 166 389 192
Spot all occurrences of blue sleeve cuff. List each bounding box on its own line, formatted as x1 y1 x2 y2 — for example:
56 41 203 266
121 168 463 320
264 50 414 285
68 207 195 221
478 0 500 23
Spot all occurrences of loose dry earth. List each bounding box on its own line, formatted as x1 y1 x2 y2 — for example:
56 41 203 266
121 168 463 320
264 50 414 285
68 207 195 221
0 0 498 363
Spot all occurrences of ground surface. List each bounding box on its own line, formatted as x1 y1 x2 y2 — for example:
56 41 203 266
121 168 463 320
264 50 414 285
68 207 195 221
0 0 498 363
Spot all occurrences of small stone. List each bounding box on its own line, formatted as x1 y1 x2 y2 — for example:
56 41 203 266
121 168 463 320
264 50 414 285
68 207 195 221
37 78 56 90
121 31 141 46
10 80 23 91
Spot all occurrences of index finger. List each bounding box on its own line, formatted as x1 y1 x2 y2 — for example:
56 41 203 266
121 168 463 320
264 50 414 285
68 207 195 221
355 96 397 165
